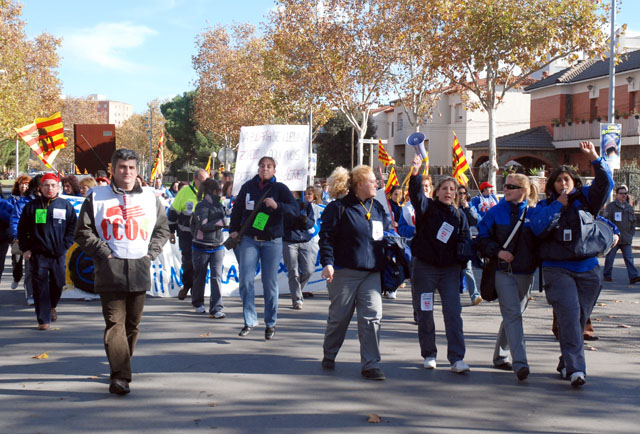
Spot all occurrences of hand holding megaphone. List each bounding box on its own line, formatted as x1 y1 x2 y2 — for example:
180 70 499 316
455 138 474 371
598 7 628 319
406 132 427 160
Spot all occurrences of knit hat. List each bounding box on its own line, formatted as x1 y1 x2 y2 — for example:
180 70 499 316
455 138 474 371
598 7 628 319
40 173 59 184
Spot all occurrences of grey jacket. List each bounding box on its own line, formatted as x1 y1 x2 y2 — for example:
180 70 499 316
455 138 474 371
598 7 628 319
74 182 170 293
603 199 636 245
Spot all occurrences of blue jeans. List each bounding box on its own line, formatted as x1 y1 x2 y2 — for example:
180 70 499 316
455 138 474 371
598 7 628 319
603 244 639 281
411 259 465 364
30 254 65 325
543 266 601 376
237 236 283 328
461 260 480 301
192 247 225 313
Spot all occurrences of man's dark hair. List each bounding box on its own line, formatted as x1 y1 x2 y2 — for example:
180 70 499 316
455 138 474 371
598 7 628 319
197 178 221 201
258 156 276 168
111 148 139 169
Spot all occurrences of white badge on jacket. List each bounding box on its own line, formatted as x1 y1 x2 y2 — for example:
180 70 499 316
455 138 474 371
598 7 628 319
245 194 255 211
436 221 454 243
614 211 622 222
53 208 66 220
371 220 383 240
420 292 433 311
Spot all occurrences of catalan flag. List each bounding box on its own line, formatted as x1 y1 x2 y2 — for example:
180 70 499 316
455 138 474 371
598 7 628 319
378 139 395 167
75 164 81 175
150 132 165 181
15 112 67 169
205 154 212 172
384 167 399 194
452 132 469 186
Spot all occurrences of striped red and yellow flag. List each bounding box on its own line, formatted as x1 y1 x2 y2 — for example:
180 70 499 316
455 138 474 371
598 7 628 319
205 154 212 172
384 167 399 194
15 112 67 169
75 164 81 175
452 132 469 186
150 132 165 181
378 139 395 167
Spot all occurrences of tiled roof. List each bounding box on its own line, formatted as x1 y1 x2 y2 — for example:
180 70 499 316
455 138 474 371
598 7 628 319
525 49 640 92
466 126 554 150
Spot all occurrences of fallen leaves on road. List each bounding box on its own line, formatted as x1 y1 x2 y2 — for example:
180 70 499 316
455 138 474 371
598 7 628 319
586 345 597 351
597 303 607 307
200 332 212 337
593 317 603 322
209 402 217 407
607 315 618 318
613 299 624 303
368 414 381 423
618 324 631 328
87 376 99 380
33 353 48 359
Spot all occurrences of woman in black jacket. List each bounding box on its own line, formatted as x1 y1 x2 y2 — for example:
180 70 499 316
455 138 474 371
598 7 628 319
191 179 227 318
319 165 389 381
408 155 471 374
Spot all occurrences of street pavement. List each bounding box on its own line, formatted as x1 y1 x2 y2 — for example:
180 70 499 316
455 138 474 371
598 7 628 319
1 249 639 434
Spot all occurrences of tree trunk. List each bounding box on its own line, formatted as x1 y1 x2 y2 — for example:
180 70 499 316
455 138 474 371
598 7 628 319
487 104 498 187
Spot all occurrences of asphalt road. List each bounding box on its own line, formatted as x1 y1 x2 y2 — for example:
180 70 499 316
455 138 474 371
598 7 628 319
1 250 639 434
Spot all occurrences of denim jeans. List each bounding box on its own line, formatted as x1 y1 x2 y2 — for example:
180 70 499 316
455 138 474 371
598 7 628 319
282 240 318 304
411 259 465 364
30 254 65 325
544 266 601 376
603 244 639 281
461 260 480 301
237 236 283 328
192 247 225 313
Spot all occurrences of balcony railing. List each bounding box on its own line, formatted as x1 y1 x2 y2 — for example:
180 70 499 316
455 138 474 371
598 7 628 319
553 116 640 141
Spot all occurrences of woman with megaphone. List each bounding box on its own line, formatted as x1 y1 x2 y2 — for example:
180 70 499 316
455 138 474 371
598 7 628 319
408 154 473 374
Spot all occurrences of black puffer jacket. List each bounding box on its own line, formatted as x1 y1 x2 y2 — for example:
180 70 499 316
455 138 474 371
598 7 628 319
191 195 226 250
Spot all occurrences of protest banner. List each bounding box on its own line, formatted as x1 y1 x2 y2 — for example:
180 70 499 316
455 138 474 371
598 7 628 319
600 123 622 171
233 125 310 195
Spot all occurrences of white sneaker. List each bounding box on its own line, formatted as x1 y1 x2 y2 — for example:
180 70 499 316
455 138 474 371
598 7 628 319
451 360 470 373
27 297 35 306
11 281 19 289
570 371 586 387
211 311 226 319
423 357 437 369
293 301 303 310
194 305 206 313
387 290 397 299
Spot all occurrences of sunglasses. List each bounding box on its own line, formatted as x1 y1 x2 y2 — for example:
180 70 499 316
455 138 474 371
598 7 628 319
504 184 523 190
618 191 628 195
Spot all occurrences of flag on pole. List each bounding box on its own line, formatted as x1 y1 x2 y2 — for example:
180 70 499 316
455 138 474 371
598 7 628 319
384 167 399 194
75 164 81 175
377 139 395 167
205 154 212 172
452 132 470 186
15 112 67 169
422 152 430 176
150 132 165 181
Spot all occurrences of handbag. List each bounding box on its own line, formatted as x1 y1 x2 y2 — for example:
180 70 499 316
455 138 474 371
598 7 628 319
480 208 527 302
223 186 273 250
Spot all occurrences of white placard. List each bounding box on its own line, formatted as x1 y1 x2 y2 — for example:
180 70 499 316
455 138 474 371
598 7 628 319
233 125 310 195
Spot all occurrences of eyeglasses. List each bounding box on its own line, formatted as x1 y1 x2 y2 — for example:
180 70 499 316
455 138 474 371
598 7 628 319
504 184 523 190
618 191 628 195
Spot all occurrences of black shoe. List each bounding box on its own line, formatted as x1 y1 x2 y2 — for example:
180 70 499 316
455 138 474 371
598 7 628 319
238 326 252 337
630 276 640 284
583 334 599 341
361 368 386 381
177 288 189 300
321 358 335 370
493 362 513 371
265 327 276 340
109 379 130 395
603 276 612 282
516 367 530 381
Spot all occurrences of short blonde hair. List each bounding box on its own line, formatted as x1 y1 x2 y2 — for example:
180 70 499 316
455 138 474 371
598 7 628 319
506 173 538 205
327 165 375 199
79 177 97 189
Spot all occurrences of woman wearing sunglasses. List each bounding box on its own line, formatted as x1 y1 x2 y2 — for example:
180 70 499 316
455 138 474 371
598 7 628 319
529 141 614 387
477 174 538 381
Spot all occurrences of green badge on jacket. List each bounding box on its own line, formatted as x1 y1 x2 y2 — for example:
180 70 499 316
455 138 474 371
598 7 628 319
252 212 269 231
35 209 47 224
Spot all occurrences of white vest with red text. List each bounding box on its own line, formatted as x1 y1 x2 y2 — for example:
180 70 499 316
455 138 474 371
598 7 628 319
92 186 158 259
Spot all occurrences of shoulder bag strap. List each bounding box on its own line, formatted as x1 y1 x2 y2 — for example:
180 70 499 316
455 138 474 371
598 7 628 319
502 207 527 250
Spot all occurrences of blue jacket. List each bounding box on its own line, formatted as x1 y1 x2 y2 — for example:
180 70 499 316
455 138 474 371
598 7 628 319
283 199 315 243
409 174 471 267
229 175 298 240
0 198 12 242
319 191 390 271
477 198 537 274
18 196 77 257
10 194 35 239
470 193 498 220
529 157 614 272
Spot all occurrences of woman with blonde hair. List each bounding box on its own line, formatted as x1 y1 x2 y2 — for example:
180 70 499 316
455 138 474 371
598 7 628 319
477 173 539 381
79 177 98 197
319 165 389 380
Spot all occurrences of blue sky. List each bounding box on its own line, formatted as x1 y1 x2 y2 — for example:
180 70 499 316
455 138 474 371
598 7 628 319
21 0 640 114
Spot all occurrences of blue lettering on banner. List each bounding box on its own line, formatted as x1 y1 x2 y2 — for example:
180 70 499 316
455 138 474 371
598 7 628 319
171 266 182 288
222 265 239 284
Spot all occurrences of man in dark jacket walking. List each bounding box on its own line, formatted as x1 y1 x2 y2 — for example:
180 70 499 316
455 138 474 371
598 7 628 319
603 185 639 284
18 173 76 330
75 149 170 395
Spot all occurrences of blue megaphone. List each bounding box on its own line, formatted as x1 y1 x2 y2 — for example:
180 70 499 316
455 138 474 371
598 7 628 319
406 132 427 160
